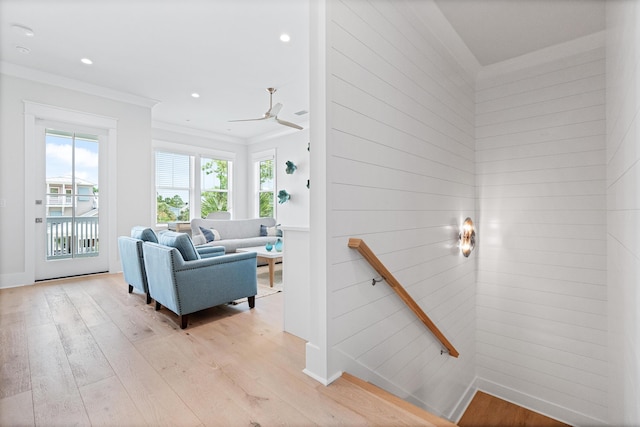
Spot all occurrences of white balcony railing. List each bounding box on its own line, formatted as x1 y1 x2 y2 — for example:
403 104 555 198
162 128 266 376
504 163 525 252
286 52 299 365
47 195 73 206
46 216 99 259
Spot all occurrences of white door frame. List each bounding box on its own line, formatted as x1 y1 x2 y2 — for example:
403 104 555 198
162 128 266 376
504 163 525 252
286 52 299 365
24 101 118 283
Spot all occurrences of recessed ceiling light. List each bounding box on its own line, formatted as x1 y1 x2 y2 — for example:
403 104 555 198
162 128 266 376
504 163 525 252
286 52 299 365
280 33 291 43
12 24 34 37
81 58 93 65
191 93 200 98
16 46 30 54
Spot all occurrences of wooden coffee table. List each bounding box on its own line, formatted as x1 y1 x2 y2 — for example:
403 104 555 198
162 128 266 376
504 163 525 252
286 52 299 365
236 246 283 287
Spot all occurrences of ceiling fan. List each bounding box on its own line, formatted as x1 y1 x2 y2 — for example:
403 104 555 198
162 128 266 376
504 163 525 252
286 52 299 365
229 87 303 130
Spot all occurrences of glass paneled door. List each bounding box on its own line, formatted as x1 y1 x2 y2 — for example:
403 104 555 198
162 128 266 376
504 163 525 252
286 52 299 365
34 127 108 280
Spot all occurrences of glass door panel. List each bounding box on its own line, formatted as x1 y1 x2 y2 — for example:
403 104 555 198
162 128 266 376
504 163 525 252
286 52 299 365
45 129 99 260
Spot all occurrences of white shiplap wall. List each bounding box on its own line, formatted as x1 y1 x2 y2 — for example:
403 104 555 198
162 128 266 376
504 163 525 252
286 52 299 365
475 39 608 426
326 0 477 418
606 1 640 426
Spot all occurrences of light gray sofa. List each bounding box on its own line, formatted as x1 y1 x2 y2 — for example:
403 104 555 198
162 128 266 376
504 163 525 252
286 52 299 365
191 217 280 253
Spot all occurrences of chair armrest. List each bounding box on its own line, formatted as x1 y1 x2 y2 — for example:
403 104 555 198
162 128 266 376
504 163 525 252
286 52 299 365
173 251 256 271
196 245 225 258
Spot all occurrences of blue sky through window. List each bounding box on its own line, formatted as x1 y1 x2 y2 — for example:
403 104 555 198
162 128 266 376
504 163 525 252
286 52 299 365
46 133 99 186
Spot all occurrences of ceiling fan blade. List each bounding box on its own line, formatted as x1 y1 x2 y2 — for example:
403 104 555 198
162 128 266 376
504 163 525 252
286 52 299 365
276 118 303 130
228 117 268 123
270 103 283 117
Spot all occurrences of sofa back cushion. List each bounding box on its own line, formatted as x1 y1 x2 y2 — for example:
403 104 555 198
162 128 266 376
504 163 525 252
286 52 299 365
131 226 158 243
158 231 200 261
191 217 276 240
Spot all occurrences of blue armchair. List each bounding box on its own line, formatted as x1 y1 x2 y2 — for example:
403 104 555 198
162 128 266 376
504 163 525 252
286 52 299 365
118 227 225 305
118 226 160 303
142 231 257 329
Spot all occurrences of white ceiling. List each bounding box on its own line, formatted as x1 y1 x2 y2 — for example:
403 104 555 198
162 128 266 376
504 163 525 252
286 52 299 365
0 0 310 141
1 0 606 141
434 0 606 66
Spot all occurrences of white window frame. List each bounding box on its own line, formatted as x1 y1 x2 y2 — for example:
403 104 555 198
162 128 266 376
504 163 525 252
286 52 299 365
251 149 276 218
152 140 235 227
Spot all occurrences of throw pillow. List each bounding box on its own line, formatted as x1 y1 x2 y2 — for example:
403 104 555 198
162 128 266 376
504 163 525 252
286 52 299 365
131 226 158 243
260 224 282 237
199 226 221 243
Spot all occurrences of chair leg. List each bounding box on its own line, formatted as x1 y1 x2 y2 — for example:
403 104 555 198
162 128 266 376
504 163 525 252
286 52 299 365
155 301 161 311
146 293 152 304
180 315 188 329
128 284 133 293
248 296 255 309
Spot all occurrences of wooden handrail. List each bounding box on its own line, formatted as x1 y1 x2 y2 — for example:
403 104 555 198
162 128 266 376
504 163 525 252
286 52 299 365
348 238 459 358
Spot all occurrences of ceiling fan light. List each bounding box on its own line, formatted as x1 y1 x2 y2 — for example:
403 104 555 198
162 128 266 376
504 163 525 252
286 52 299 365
279 33 291 42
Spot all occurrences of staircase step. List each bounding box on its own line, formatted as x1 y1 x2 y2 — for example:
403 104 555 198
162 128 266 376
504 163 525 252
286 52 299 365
319 372 458 426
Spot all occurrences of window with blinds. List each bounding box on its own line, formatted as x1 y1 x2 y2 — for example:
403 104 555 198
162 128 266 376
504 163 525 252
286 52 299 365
155 152 190 223
154 150 233 224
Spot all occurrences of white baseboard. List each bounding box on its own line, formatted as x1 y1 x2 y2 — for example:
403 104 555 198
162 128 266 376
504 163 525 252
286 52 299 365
302 368 342 386
0 272 33 289
449 376 479 423
475 377 607 427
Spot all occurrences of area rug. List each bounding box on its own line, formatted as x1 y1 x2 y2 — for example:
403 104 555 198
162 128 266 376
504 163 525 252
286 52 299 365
230 264 282 305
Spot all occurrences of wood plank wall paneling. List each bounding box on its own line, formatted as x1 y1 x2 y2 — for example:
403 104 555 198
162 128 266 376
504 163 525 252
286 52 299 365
476 40 608 425
606 1 640 426
328 0 476 417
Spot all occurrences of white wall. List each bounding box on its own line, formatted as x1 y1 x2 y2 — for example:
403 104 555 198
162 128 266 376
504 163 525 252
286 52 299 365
321 0 478 418
0 73 153 288
606 1 640 425
247 128 310 227
475 35 607 426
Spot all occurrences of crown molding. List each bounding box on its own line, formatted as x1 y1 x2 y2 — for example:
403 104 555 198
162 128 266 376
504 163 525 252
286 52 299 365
0 61 159 108
152 120 246 145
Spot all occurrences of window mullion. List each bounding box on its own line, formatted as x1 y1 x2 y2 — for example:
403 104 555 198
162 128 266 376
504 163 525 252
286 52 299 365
192 155 201 221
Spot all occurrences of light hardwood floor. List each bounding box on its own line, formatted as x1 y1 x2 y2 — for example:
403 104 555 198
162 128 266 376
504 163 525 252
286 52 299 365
458 391 571 427
1 273 570 427
0 273 445 426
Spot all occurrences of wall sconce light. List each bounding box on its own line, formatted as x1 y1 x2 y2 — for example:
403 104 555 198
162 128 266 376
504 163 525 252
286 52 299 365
459 217 475 257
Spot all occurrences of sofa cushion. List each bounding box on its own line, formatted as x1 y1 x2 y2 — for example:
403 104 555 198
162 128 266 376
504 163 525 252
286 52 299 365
199 226 221 243
131 226 158 243
191 217 276 240
260 224 282 237
158 231 200 261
